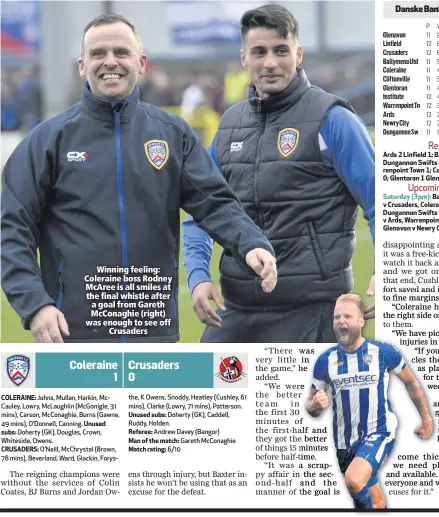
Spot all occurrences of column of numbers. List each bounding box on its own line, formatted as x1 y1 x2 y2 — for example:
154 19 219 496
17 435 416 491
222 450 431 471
426 22 432 135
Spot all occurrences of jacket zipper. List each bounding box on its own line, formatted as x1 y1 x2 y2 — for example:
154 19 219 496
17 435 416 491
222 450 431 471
253 110 268 230
253 102 268 298
115 104 128 343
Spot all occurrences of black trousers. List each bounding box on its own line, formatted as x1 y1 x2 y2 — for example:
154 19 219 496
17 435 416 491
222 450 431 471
200 301 336 343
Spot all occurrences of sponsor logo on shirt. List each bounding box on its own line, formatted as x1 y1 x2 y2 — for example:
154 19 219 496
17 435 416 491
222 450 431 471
67 151 88 162
333 373 378 389
230 141 245 152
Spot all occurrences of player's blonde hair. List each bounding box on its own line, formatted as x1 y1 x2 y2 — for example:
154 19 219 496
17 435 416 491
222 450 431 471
336 293 365 315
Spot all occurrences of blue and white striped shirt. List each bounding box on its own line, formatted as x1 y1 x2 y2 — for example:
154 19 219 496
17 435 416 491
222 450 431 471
312 340 406 450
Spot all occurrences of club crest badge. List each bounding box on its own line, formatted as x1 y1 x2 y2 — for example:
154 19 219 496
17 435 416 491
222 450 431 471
144 140 169 170
364 354 373 365
7 355 30 386
216 356 247 383
277 128 299 157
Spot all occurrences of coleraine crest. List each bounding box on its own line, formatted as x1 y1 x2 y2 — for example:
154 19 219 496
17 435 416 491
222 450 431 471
7 355 30 386
364 354 373 365
277 128 299 157
144 140 169 170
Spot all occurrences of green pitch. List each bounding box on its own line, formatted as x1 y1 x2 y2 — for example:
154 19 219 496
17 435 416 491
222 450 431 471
1 212 374 343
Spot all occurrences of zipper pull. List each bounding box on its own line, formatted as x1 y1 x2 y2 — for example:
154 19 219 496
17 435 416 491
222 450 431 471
114 102 123 125
257 99 262 112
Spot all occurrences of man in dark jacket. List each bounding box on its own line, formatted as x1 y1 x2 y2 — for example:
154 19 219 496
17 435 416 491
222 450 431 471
1 13 277 343
183 4 375 343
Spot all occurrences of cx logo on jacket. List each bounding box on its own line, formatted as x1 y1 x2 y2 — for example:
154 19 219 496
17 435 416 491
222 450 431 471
67 151 88 162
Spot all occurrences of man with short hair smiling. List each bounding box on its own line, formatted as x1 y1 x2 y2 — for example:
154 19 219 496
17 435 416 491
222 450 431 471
1 13 278 343
183 4 376 342
306 294 432 509
78 14 147 101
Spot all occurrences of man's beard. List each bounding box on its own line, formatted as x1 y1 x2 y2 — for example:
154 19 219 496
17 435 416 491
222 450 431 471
335 326 361 349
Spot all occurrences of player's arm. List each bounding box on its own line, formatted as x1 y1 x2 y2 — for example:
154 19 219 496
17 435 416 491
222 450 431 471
396 365 433 439
182 134 217 292
320 105 375 319
182 213 225 327
320 105 375 241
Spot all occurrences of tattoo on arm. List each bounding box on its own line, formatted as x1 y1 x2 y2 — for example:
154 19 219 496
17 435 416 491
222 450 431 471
405 379 431 419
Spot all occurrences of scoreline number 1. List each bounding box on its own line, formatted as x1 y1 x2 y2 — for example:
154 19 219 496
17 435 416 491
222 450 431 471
113 372 136 381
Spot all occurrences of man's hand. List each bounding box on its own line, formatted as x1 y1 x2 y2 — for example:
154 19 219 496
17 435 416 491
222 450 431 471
364 273 375 320
306 389 329 417
245 248 277 293
192 282 226 328
30 305 70 343
414 416 433 439
311 389 329 411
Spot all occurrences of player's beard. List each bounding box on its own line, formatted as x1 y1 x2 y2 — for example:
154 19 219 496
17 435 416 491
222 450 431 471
335 326 361 350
